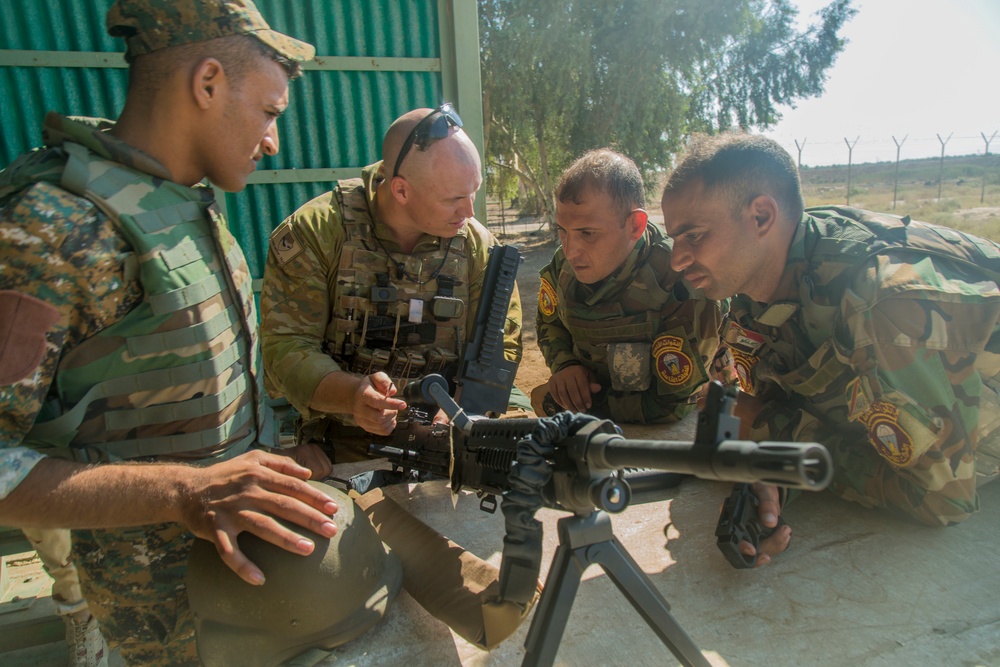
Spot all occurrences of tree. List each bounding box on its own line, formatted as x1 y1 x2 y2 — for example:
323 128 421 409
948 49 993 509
479 0 857 228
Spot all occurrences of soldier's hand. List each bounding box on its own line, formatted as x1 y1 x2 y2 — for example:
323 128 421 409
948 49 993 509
282 442 333 480
177 449 340 586
355 372 407 435
737 483 791 567
549 365 602 413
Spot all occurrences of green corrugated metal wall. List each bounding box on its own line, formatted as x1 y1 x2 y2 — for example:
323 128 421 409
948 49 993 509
0 0 485 287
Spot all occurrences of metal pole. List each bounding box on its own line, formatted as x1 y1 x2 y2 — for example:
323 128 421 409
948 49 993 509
844 136 859 205
936 133 952 200
982 131 997 204
891 135 907 210
794 138 806 170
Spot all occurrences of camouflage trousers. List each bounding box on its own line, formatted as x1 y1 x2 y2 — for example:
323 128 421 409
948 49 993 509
73 522 199 666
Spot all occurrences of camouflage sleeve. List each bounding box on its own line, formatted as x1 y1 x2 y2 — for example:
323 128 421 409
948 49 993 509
464 220 522 364
633 293 727 424
751 288 1000 526
259 192 344 420
535 253 577 373
0 447 45 499
0 182 138 454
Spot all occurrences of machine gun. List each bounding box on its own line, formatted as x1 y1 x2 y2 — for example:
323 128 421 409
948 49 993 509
367 375 831 667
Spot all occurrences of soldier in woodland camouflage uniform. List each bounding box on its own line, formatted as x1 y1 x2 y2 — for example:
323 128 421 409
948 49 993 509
260 106 523 461
661 133 1000 565
0 2 341 664
533 149 735 424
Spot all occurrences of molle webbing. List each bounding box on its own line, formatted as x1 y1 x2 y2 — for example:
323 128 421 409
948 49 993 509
329 178 470 388
23 142 260 461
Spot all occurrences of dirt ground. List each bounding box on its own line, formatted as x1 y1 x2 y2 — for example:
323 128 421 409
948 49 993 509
498 227 559 398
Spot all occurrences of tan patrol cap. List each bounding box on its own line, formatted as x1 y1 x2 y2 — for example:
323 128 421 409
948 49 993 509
107 0 316 63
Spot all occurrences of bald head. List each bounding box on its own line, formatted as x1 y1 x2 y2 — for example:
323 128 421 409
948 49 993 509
383 107 479 183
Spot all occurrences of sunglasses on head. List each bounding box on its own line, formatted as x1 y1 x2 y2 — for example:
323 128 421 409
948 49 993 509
391 103 464 178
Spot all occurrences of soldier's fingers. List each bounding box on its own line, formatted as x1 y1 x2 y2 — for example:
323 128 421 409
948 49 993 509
252 450 313 481
549 381 570 409
752 483 782 527
295 444 333 479
755 524 792 565
252 466 340 516
369 372 395 395
567 377 591 411
213 527 268 585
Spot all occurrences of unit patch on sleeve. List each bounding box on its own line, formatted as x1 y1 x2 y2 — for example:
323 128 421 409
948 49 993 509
538 277 558 318
652 334 693 386
724 321 766 353
859 400 914 466
731 349 757 394
270 224 304 266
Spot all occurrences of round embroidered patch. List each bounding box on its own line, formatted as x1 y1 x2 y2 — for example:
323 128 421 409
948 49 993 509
538 278 558 317
653 335 693 386
860 401 914 466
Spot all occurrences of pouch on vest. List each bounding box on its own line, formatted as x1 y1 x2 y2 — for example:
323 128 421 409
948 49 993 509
607 341 652 392
387 350 427 379
351 347 390 375
424 347 458 375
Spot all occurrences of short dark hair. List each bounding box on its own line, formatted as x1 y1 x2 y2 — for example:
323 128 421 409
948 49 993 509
128 34 302 96
556 149 645 221
661 133 804 222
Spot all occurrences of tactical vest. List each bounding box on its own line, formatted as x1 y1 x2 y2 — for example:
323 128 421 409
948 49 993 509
552 226 709 421
728 205 1000 398
19 141 263 463
327 178 471 389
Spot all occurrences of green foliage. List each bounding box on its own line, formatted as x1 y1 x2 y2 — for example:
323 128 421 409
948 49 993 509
479 0 856 228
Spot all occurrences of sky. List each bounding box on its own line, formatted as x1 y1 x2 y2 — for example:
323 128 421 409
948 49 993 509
762 0 1000 167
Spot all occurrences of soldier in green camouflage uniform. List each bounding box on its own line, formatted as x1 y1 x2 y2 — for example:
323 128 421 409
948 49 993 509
534 149 735 424
261 106 523 460
0 2 341 664
661 133 1000 565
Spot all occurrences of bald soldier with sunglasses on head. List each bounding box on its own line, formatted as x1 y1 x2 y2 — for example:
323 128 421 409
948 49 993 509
260 106 523 465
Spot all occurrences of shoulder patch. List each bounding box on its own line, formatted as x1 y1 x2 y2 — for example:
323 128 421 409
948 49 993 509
731 349 757 394
539 277 558 317
0 291 61 385
652 334 694 386
270 224 304 266
724 321 766 353
859 400 914 466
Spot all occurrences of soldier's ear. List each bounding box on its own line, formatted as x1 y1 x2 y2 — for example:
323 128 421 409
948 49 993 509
192 57 225 110
748 195 778 238
389 175 410 204
627 209 648 240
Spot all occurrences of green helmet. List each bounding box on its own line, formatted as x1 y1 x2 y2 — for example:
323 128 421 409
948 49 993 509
185 481 402 667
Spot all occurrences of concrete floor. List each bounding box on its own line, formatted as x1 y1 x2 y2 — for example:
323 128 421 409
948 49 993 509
3 415 998 666
318 419 1000 667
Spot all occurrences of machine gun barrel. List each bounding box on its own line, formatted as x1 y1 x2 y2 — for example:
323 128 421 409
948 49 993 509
586 433 831 490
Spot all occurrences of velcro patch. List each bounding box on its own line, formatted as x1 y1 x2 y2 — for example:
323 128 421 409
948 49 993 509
724 321 766 353
538 278 557 317
859 400 914 466
652 335 693 386
731 349 757 395
270 224 304 266
0 291 61 385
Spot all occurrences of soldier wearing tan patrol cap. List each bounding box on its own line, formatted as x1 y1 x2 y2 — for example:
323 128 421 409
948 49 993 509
0 2 336 666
